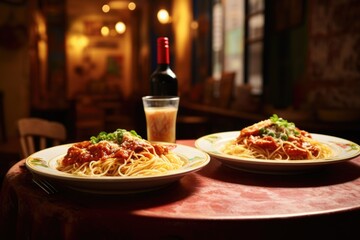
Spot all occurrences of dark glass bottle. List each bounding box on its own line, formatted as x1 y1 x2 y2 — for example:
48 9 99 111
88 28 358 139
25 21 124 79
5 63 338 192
150 37 178 96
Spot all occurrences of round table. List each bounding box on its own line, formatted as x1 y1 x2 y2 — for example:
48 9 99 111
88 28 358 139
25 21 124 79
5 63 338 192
1 140 360 239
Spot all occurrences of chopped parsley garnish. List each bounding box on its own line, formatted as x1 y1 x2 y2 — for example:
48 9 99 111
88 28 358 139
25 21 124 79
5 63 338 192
90 129 142 144
259 114 300 140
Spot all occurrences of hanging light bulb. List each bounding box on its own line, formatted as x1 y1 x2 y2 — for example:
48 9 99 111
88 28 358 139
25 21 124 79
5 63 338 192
157 9 170 24
128 2 136 10
115 21 126 34
101 26 110 36
102 4 110 13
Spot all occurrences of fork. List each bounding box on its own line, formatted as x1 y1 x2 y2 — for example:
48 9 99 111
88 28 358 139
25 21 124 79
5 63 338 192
32 177 58 194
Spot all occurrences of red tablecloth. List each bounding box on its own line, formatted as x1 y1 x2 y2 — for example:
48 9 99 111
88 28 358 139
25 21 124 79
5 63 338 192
1 140 360 239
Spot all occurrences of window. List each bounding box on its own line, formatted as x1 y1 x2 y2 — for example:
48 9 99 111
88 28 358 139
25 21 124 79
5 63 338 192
244 0 264 95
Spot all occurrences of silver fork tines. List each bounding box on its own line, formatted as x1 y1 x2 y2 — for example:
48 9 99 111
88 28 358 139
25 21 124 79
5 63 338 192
32 177 58 194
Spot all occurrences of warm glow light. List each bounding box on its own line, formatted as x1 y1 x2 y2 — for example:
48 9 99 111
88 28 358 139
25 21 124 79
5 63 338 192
190 21 198 30
115 21 126 34
128 2 136 10
102 4 110 13
157 9 170 24
101 26 110 36
68 35 89 49
109 1 128 9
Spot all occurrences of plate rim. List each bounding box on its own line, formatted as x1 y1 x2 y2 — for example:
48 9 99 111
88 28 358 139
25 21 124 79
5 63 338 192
195 131 360 167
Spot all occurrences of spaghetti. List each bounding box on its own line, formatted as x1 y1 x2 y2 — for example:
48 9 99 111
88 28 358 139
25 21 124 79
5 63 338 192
57 129 186 177
222 114 333 160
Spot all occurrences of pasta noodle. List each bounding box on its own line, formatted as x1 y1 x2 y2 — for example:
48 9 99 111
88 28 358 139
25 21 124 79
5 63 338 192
222 114 333 160
57 129 186 177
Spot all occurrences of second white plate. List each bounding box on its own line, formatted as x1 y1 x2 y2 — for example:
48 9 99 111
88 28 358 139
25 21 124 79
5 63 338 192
195 131 360 174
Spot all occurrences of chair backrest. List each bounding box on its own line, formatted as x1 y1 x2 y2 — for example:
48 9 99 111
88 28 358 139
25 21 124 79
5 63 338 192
17 118 67 158
202 72 236 107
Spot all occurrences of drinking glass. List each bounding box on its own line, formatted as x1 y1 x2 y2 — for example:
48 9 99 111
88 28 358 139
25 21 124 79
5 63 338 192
142 96 179 143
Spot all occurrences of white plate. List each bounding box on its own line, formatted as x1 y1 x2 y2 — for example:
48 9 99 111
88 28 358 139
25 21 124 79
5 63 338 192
26 143 210 194
195 131 360 174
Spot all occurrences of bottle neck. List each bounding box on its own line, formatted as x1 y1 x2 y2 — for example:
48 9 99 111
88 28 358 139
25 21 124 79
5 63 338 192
156 63 170 70
157 37 170 65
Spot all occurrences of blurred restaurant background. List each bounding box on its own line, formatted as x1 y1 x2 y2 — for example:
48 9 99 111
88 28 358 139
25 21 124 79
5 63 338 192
0 0 359 169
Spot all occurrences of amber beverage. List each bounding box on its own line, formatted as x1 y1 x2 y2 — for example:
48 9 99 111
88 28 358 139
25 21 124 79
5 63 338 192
142 96 179 143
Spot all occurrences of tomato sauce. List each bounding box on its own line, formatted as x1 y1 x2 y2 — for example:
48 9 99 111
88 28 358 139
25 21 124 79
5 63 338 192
61 136 171 167
243 129 320 160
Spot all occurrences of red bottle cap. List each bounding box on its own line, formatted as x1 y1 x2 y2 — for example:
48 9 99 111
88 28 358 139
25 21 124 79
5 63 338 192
157 37 170 64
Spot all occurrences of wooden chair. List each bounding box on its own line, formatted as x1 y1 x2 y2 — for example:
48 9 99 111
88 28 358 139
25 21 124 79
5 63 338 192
17 118 67 158
218 72 236 108
203 72 236 108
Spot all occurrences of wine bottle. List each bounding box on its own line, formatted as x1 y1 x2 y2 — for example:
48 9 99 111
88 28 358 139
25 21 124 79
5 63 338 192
150 37 178 96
